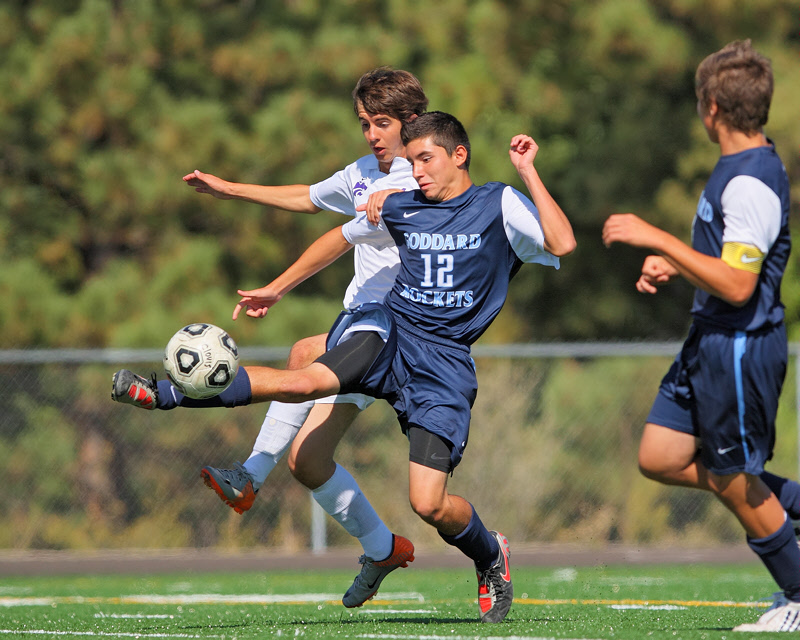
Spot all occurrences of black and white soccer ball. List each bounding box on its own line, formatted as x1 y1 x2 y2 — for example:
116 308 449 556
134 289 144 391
163 323 239 399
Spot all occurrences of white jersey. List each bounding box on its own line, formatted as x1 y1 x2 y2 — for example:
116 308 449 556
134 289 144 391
310 155 417 308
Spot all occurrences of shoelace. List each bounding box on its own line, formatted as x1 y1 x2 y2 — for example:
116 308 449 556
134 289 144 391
217 464 251 485
755 592 788 610
148 372 159 401
356 554 373 567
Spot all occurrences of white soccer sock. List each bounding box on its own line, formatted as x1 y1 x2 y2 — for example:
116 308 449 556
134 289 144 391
243 401 314 489
312 463 393 560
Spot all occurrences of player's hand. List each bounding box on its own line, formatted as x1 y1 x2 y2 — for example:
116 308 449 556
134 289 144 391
602 213 659 249
509 134 539 172
356 189 402 225
183 170 235 200
232 287 283 320
636 255 677 294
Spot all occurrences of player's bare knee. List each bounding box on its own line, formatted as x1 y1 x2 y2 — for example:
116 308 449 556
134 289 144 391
289 451 332 490
637 448 661 479
288 456 316 488
638 454 664 481
409 496 444 525
286 335 326 370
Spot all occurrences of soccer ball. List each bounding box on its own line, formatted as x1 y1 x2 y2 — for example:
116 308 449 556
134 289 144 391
163 323 239 399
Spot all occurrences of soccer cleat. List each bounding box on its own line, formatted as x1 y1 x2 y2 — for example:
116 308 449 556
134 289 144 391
111 370 158 410
342 534 415 608
733 592 800 632
200 463 257 514
476 531 513 623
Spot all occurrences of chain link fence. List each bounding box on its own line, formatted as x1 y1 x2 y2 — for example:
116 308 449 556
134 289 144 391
0 344 797 554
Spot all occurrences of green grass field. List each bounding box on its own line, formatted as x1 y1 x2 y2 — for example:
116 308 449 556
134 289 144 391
0 563 783 639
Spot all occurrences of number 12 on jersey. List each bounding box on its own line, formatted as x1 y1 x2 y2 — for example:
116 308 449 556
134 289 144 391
419 253 454 288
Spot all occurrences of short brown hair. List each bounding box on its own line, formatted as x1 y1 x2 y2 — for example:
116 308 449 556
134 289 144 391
695 40 773 133
352 67 428 123
401 111 471 169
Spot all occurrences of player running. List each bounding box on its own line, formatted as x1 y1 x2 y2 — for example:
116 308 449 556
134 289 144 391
113 68 425 608
602 40 799 632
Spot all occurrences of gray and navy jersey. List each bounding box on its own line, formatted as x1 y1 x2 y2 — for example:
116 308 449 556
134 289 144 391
691 143 790 331
342 181 559 345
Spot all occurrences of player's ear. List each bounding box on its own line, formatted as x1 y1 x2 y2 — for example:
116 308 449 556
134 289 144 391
453 145 469 168
405 114 419 123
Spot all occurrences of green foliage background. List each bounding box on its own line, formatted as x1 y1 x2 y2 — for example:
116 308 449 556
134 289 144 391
0 0 798 554
1 0 798 350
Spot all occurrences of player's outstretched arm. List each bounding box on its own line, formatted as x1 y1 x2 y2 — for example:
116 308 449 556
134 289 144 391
232 226 354 320
183 170 321 213
509 135 576 257
602 213 758 306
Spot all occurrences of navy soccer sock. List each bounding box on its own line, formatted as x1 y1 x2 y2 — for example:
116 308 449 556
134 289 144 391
438 504 499 571
156 368 252 410
748 517 800 602
761 471 800 520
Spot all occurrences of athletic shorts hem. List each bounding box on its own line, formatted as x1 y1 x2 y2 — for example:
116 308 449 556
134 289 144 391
705 462 766 477
314 393 375 410
645 394 696 436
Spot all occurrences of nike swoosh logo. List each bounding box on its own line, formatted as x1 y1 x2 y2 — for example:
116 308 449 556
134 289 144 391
500 553 511 582
740 255 761 264
717 445 737 455
403 211 421 218
495 534 511 581
429 453 448 460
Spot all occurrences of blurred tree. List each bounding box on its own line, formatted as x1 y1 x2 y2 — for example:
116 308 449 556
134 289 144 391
0 0 796 347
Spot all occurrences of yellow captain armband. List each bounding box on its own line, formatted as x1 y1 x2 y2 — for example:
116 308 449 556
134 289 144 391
721 242 765 274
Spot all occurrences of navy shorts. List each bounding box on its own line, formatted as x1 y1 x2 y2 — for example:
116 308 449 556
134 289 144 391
325 303 477 469
646 322 787 476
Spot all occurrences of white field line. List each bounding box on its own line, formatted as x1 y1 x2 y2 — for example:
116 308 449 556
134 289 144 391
356 609 437 614
94 613 175 619
0 592 425 607
0 632 221 638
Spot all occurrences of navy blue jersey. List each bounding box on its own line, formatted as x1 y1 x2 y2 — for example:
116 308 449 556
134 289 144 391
691 144 791 331
372 182 556 345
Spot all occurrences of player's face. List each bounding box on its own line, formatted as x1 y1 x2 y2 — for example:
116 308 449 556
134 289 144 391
406 137 467 202
358 108 405 173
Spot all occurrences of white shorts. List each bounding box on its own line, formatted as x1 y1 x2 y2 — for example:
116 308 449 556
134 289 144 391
314 392 375 410
264 393 374 428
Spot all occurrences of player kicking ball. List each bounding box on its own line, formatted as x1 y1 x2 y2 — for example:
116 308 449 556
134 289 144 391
217 112 575 623
603 40 799 632
115 111 576 623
